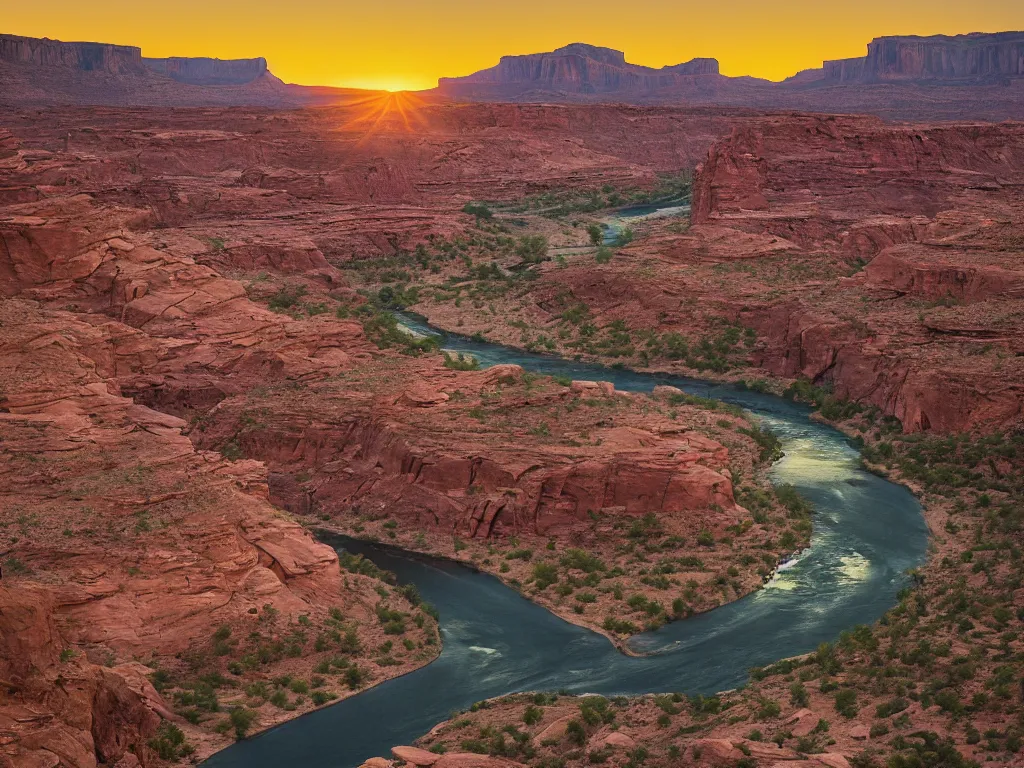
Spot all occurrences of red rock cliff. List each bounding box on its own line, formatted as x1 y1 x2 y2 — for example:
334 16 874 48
0 33 144 74
824 31 1024 83
143 55 271 85
439 43 719 94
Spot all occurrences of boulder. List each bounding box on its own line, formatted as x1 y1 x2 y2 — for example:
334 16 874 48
533 715 572 745
391 746 441 766
398 383 449 408
692 739 744 763
601 732 635 749
815 755 852 768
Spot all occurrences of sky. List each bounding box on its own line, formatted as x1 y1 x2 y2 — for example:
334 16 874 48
6 1 1024 90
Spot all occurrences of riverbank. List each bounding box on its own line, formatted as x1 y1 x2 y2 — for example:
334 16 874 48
298 370 809 652
353 317 1021 768
385 398 1024 768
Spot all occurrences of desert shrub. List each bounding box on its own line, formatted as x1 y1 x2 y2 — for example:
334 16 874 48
229 707 257 739
443 352 480 371
148 722 195 760
532 562 559 590
834 688 859 718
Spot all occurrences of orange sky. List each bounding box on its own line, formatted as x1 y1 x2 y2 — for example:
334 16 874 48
6 1 1024 90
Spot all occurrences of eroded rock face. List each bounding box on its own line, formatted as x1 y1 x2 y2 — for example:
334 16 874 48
824 31 1024 83
684 114 1024 432
194 364 740 541
434 38 1024 121
439 43 719 94
143 56 270 86
0 297 371 764
0 33 145 74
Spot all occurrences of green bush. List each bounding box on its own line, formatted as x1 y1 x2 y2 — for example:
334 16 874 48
834 688 859 718
515 235 549 263
229 707 258 739
148 722 195 760
561 549 606 573
443 352 480 371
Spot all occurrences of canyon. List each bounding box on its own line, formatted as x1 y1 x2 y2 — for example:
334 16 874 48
2 24 1024 768
0 101 801 766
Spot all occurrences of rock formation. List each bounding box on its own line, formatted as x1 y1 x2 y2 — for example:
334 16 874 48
439 42 720 95
143 56 271 85
436 36 1024 121
823 31 1024 83
5 30 1024 119
0 33 273 85
0 32 145 74
0 32 367 108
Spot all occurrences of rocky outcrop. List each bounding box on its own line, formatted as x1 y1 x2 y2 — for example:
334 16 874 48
0 33 346 108
689 114 1024 431
0 33 270 84
862 245 1024 303
144 56 271 85
443 42 718 88
196 366 739 540
439 43 720 95
824 31 1024 83
0 33 145 74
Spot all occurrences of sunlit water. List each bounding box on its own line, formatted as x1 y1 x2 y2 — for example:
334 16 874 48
602 201 691 243
206 291 927 768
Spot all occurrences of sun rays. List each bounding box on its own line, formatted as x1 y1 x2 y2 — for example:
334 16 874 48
330 89 434 141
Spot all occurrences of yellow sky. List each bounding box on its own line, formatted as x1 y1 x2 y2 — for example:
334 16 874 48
6 1 1024 90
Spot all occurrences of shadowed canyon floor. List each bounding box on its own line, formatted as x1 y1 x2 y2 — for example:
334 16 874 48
1 99 1024 768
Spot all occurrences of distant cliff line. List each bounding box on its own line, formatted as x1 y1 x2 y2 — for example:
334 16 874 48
439 32 1024 91
823 31 1024 84
0 33 269 85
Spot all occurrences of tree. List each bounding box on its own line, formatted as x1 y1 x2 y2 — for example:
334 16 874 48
586 223 604 246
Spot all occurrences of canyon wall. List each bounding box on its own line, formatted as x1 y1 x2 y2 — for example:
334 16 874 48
690 115 1024 431
143 55 270 85
0 32 145 74
0 32 337 108
824 31 1024 83
439 43 720 93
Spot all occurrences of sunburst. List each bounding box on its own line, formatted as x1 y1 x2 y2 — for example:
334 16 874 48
331 90 434 141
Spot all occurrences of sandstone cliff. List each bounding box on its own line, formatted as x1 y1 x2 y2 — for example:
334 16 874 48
0 33 352 108
143 56 271 85
0 33 145 74
823 31 1024 83
435 36 1024 120
439 43 720 95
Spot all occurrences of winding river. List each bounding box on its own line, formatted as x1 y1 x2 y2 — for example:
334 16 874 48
207 211 929 766
207 319 929 768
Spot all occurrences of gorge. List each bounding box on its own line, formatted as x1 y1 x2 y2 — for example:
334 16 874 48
2 25 1024 768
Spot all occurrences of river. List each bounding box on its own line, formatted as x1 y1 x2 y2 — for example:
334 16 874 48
205 314 929 768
